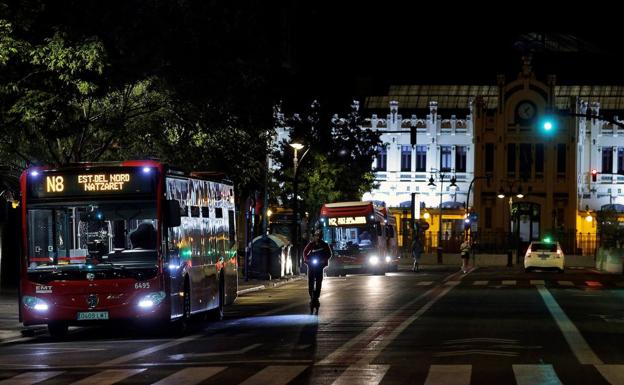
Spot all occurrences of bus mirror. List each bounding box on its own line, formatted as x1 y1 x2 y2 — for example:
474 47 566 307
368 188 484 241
165 200 181 227
376 223 383 236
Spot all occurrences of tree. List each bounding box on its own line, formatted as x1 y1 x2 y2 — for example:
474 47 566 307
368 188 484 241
271 100 381 227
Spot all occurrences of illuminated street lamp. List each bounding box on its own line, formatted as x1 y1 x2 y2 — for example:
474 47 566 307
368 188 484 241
290 142 309 273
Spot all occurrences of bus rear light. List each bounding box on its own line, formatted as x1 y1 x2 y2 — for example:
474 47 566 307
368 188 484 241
138 291 166 309
23 296 49 312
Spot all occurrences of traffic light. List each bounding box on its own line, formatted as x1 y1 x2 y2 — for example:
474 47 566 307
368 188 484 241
410 126 417 146
591 169 598 182
539 115 556 134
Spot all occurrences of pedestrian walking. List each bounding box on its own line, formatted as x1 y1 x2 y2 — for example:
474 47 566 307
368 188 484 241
410 236 424 272
460 238 471 273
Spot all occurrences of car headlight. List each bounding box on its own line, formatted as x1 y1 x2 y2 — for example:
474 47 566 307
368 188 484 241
369 255 379 265
138 291 166 309
312 258 319 265
23 296 49 312
385 256 391 263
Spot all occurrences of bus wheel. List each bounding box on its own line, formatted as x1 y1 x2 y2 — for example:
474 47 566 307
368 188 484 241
48 322 68 338
208 274 225 321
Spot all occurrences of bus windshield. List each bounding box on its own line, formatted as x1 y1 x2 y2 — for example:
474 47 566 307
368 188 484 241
323 225 376 253
27 201 158 270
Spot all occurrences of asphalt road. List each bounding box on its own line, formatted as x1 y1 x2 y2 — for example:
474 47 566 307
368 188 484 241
0 266 623 384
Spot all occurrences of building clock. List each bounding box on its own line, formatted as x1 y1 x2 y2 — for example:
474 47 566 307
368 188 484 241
516 101 536 123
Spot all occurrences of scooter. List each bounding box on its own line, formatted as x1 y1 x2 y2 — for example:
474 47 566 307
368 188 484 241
308 258 321 315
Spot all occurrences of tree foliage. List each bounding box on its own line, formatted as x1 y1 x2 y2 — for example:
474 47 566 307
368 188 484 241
271 100 381 226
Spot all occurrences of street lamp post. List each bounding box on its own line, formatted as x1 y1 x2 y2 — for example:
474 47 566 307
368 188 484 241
290 142 309 275
428 171 457 263
497 181 524 266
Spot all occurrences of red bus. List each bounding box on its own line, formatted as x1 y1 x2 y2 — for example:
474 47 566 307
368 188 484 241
320 201 398 276
19 160 238 337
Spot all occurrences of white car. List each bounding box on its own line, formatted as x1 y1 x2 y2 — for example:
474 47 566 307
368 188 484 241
524 241 565 273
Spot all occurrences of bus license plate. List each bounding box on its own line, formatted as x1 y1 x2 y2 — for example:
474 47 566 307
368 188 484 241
77 311 109 320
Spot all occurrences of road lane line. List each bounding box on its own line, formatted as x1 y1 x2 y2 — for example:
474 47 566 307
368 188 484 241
168 343 261 359
355 278 459 365
595 364 624 385
530 280 545 285
331 364 389 385
0 371 64 385
536 285 604 365
257 292 334 316
473 281 488 285
238 365 307 385
502 280 516 285
512 364 563 385
151 367 226 385
417 281 434 286
423 365 471 385
70 369 146 385
318 269 467 366
557 281 574 286
96 335 202 367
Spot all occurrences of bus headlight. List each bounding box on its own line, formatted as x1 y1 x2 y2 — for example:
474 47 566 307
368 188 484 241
312 258 319 265
138 291 166 309
23 296 49 312
369 255 379 265
385 256 391 263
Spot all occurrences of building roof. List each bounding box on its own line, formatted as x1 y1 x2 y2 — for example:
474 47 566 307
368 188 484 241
364 85 624 111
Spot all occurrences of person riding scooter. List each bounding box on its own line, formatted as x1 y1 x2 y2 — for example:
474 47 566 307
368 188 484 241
303 229 332 313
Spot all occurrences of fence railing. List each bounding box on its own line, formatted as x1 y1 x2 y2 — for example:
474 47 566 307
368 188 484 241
400 230 600 256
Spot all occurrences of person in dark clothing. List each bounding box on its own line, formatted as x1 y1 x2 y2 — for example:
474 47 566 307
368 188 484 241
303 229 332 314
130 222 157 249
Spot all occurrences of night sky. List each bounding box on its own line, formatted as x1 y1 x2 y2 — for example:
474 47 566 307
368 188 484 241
275 5 624 112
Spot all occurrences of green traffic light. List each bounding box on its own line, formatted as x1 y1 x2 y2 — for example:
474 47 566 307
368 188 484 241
539 115 556 134
543 121 553 131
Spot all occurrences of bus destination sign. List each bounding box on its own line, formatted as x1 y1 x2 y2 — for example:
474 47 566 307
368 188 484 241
29 169 156 198
328 216 367 226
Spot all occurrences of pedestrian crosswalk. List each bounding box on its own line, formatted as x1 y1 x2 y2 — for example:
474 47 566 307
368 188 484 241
412 279 624 289
2 363 624 384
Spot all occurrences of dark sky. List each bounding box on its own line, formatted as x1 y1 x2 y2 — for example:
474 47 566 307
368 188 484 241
274 4 624 111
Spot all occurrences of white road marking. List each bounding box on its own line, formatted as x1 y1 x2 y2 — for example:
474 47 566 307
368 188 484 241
595 364 624 385
151 367 226 385
502 280 516 285
473 281 488 285
331 364 389 385
530 280 545 285
443 338 518 344
423 365 471 385
96 335 202 367
537 285 603 365
70 369 146 385
417 281 434 286
168 343 261 360
512 364 563 385
0 371 64 385
355 280 459 366
318 270 466 365
557 281 574 286
238 365 307 385
434 349 518 357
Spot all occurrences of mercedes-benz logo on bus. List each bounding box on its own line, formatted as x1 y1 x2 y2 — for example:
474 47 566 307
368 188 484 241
87 294 98 309
86 273 95 281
